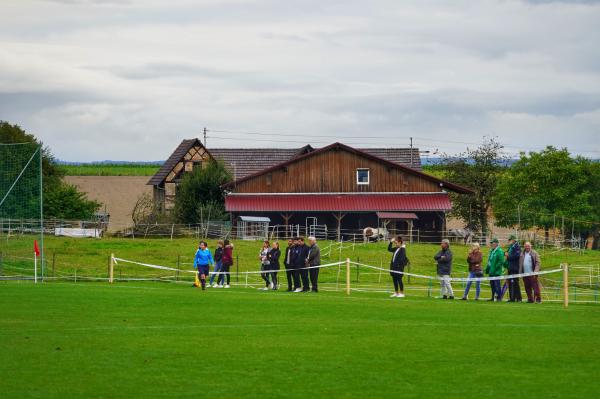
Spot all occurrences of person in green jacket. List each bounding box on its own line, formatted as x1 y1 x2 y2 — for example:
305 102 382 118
485 238 505 301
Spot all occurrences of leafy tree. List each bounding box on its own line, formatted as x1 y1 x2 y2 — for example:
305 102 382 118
173 160 232 223
0 121 100 219
439 137 509 235
494 147 598 243
44 184 100 220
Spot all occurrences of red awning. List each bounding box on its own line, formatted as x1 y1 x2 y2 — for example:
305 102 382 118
376 212 419 220
225 193 451 212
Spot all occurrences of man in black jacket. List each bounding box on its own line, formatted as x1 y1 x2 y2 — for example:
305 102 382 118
306 237 321 292
294 237 310 292
284 238 297 292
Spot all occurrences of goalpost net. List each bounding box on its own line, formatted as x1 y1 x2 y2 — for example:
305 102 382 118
0 143 44 281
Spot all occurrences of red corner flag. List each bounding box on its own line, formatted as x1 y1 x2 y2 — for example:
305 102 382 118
34 240 41 257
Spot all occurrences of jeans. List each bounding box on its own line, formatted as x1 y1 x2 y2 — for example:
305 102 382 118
490 279 502 300
439 275 454 297
523 276 541 302
209 261 222 285
463 272 481 299
391 272 404 292
309 267 319 292
217 264 231 285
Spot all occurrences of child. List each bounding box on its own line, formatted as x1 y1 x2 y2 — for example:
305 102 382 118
259 240 271 290
194 241 214 290
210 240 224 288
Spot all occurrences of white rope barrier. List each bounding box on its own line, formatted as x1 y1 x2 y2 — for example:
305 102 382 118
350 261 564 283
112 256 345 276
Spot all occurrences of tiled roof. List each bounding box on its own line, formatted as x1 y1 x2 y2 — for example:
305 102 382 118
147 140 422 185
147 139 202 186
225 193 452 212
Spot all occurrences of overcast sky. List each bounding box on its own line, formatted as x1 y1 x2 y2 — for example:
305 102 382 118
1 0 599 161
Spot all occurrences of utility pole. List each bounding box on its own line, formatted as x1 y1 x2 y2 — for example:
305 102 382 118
203 127 207 147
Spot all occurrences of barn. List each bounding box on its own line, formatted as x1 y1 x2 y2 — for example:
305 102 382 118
223 142 472 242
148 139 472 242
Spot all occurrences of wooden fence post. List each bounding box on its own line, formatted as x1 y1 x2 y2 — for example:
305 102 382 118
109 253 114 284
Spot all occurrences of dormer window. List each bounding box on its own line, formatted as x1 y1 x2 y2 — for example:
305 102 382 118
356 168 369 185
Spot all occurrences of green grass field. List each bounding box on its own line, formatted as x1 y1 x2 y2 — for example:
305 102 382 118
1 281 599 398
60 163 162 176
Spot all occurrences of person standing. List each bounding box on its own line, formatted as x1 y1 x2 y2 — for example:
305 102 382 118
519 241 542 303
485 238 505 301
306 237 321 292
505 235 522 302
434 239 454 299
258 240 272 290
295 237 310 292
462 243 483 300
193 241 214 291
209 240 224 288
268 241 281 290
218 239 234 288
388 236 408 298
284 238 296 291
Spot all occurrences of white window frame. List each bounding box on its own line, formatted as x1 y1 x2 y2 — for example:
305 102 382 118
356 168 370 185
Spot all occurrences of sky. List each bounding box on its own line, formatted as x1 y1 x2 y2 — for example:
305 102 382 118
1 0 599 161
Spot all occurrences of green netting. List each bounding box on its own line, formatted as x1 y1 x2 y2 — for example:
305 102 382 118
0 143 43 280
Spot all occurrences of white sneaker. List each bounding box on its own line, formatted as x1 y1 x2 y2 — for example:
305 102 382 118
259 287 269 291
210 283 216 288
269 282 274 290
390 293 398 298
224 284 230 288
294 288 303 293
397 293 405 298
216 284 223 288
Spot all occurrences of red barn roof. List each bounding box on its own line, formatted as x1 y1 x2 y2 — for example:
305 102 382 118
225 193 452 212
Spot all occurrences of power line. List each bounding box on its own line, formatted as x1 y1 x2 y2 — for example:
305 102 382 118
208 128 600 155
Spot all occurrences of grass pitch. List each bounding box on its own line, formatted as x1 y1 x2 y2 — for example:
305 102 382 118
1 282 599 398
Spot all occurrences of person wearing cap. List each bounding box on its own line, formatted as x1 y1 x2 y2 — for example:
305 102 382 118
519 241 542 303
505 235 522 302
485 238 505 301
434 239 454 299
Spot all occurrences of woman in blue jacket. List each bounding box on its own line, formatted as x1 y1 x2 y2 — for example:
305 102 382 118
194 241 214 290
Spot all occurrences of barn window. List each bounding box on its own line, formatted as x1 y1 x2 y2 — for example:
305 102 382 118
193 161 202 170
356 168 370 185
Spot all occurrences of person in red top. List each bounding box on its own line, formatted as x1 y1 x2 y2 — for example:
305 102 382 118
218 239 234 288
462 243 483 300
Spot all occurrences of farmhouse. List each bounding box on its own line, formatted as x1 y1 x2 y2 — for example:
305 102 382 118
148 139 472 242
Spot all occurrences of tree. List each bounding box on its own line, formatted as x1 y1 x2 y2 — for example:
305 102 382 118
494 147 598 243
439 137 509 235
173 160 232 224
0 121 100 219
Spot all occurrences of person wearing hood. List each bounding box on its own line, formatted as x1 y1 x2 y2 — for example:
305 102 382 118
434 239 454 299
218 240 234 288
388 236 408 298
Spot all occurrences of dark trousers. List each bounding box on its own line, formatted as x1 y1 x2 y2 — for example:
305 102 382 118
290 267 301 290
523 276 541 302
300 268 310 291
508 274 522 301
392 273 404 292
271 272 278 289
309 267 319 292
490 279 502 300
218 264 231 285
285 265 294 290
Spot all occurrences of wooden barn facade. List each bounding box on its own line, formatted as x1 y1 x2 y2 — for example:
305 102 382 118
223 142 472 242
